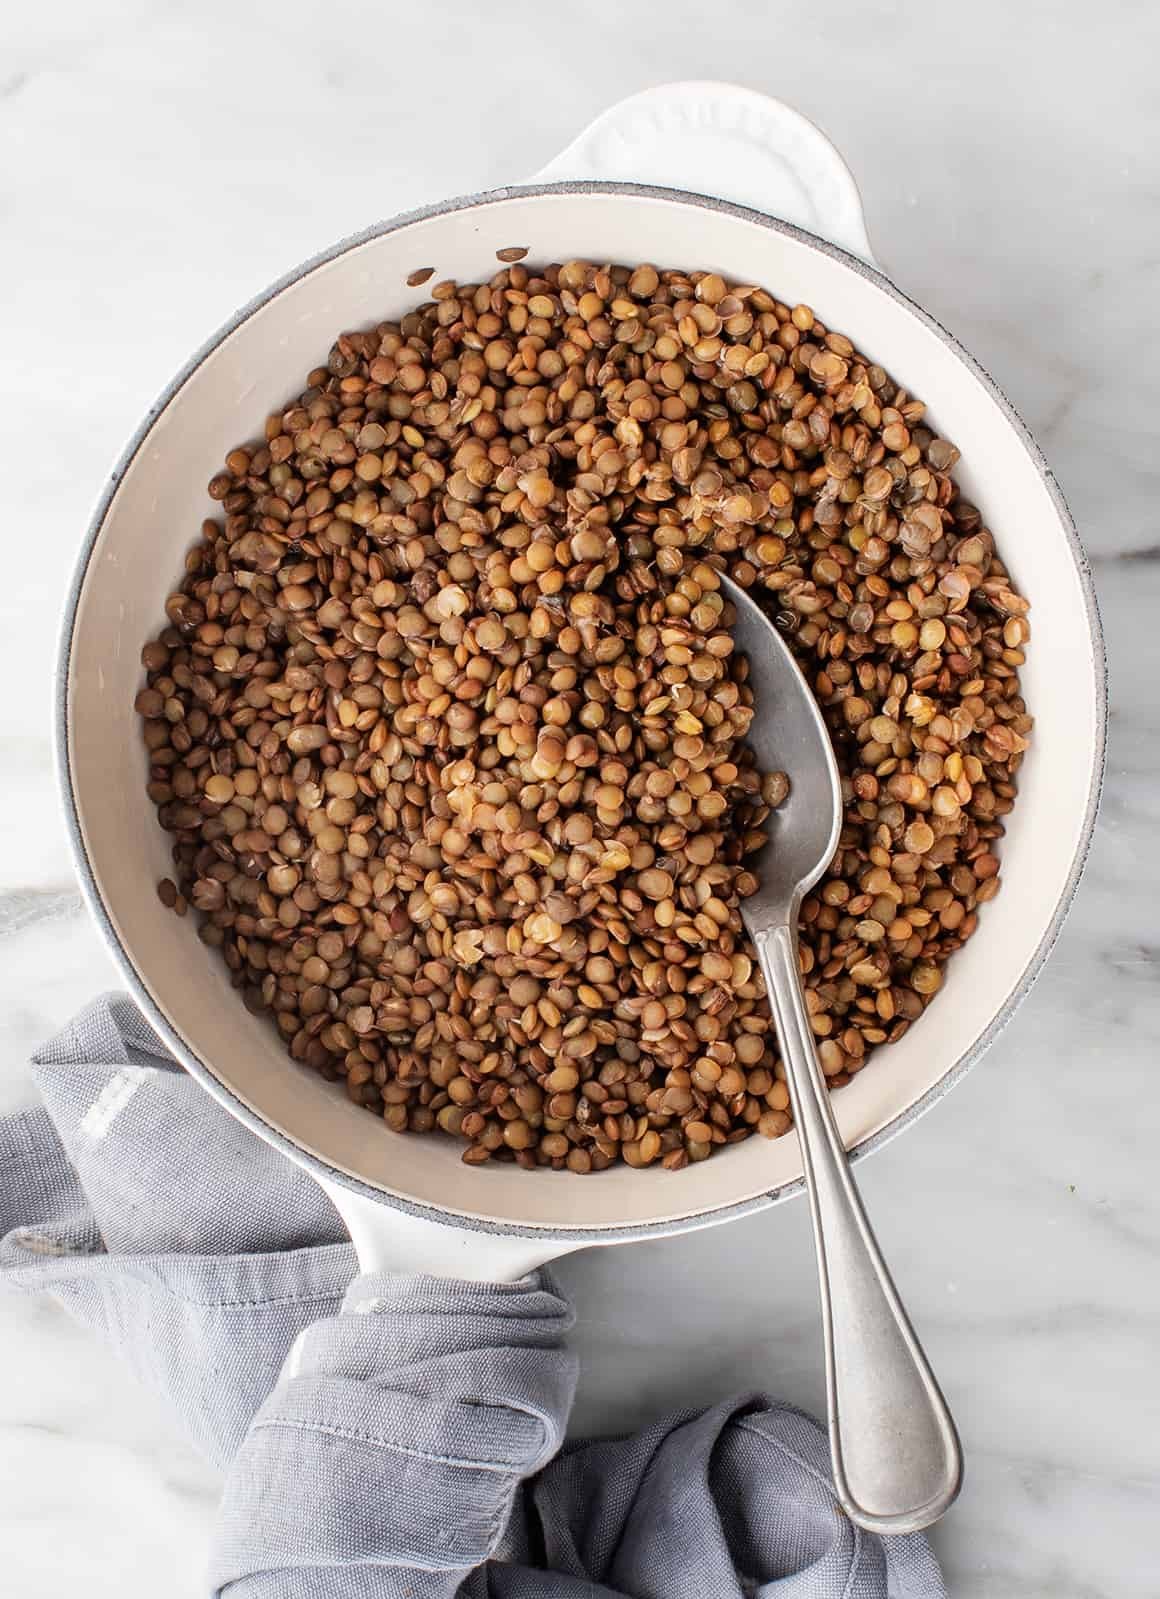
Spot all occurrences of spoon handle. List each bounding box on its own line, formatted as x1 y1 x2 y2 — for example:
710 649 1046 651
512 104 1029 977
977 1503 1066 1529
754 919 963 1534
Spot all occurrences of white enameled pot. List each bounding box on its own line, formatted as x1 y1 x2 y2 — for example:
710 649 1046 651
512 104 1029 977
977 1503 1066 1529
57 82 1106 1281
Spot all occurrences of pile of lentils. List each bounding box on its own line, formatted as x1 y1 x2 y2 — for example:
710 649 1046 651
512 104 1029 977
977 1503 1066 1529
139 257 1031 1173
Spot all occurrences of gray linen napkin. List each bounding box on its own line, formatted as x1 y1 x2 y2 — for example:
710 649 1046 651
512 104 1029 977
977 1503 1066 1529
1 994 945 1598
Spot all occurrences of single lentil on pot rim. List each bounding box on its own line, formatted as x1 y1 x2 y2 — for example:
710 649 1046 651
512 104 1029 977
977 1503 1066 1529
139 259 1031 1173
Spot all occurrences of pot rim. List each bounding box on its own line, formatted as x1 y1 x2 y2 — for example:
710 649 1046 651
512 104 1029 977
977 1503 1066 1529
55 180 1108 1243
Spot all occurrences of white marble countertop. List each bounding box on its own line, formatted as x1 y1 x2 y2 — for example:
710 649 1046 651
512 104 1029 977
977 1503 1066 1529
2 3 1157 1594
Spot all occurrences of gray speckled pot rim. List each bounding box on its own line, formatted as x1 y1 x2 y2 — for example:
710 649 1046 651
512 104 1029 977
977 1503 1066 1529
55 180 1108 1245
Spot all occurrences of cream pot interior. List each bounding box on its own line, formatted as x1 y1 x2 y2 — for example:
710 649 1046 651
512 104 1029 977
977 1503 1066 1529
62 187 1103 1235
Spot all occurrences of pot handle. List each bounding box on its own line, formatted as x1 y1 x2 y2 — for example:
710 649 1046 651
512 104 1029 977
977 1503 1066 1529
531 81 876 267
316 1173 583 1282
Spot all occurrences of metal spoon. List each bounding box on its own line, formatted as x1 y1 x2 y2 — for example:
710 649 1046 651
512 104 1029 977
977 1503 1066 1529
721 572 963 1534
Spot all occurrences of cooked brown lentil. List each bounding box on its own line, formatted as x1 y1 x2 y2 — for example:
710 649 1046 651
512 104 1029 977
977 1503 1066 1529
138 259 1031 1172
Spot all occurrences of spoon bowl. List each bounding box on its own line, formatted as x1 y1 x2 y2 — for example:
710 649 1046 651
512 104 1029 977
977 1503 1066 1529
719 574 843 929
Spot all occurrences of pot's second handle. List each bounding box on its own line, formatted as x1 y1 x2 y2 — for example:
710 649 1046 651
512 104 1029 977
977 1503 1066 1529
531 81 876 266
317 1173 580 1282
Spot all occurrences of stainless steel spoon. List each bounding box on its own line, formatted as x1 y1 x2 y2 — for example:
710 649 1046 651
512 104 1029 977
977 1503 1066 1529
721 572 962 1535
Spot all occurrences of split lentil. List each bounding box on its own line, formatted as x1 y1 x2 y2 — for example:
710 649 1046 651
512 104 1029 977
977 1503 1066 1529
138 259 1031 1172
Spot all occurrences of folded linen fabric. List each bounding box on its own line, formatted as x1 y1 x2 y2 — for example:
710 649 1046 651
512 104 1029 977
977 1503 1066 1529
1 995 945 1598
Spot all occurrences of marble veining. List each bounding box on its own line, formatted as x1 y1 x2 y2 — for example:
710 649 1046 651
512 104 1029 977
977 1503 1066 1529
1 3 1157 1595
